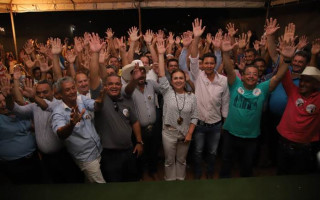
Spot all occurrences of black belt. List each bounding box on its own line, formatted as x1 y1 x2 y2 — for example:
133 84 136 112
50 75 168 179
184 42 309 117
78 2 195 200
141 124 154 133
197 120 221 127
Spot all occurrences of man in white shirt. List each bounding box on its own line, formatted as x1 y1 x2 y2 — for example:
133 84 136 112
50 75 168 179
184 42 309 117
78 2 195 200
189 18 230 179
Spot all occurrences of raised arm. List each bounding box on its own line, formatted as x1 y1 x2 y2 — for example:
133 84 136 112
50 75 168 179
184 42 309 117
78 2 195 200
20 78 48 110
310 38 320 68
144 29 158 63
50 38 63 81
156 41 166 77
269 38 297 92
265 18 281 63
89 33 105 91
127 26 140 63
221 34 238 85
191 18 206 58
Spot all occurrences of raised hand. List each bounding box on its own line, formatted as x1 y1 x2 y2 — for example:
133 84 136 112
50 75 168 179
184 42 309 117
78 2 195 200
128 26 140 42
221 34 238 52
226 23 238 37
297 35 308 50
83 32 90 46
39 57 53 73
264 18 280 36
65 49 77 64
277 37 297 60
99 47 109 64
192 18 206 37
20 78 36 99
175 36 181 45
212 30 223 49
23 56 36 69
0 77 12 97
156 41 166 54
143 29 154 44
156 30 165 43
253 40 260 51
167 32 175 45
260 34 267 47
88 33 105 53
283 23 296 43
115 36 126 52
311 38 320 55
50 38 63 55
238 33 248 49
206 33 213 44
24 39 35 55
74 37 84 53
70 105 85 126
105 28 114 39
37 43 49 55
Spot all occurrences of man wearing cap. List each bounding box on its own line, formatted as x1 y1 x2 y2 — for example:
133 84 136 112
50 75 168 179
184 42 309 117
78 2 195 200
122 60 160 179
277 66 320 175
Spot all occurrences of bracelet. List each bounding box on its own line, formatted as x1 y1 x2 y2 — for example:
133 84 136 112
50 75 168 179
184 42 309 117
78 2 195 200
136 141 144 145
284 59 291 64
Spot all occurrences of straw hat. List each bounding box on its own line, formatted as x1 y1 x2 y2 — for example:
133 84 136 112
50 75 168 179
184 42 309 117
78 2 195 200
121 60 149 81
301 66 320 82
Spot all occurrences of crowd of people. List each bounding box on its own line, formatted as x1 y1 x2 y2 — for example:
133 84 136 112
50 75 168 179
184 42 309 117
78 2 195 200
0 16 319 184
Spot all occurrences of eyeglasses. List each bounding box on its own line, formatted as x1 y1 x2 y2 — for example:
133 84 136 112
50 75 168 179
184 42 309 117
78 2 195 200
113 101 119 112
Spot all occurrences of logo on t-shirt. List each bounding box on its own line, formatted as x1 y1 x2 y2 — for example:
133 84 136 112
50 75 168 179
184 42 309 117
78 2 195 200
295 98 304 107
123 108 130 117
252 88 261 96
237 87 244 95
306 104 316 114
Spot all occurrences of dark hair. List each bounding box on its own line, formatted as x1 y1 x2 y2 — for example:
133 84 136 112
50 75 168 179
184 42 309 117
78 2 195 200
37 79 53 89
245 48 258 56
294 51 310 64
104 74 121 84
202 53 217 63
105 65 118 73
253 58 266 65
167 58 179 67
171 69 186 80
32 67 40 73
75 70 89 79
243 65 258 74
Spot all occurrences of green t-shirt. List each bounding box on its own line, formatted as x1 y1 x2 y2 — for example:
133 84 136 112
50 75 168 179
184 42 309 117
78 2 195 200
223 77 270 138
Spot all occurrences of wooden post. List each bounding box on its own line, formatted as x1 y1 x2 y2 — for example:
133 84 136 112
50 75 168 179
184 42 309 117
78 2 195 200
10 3 18 60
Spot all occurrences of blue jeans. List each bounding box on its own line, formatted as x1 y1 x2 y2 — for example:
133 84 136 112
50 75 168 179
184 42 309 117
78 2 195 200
192 121 222 178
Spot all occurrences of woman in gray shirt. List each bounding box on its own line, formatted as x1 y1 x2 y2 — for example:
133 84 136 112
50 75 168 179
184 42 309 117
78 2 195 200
157 41 198 181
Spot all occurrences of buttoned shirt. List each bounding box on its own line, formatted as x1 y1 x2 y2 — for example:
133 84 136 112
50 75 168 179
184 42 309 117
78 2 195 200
51 98 102 162
12 98 63 154
123 80 159 127
189 55 230 124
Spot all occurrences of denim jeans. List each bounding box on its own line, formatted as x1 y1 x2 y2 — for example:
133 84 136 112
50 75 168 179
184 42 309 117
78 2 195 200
219 130 257 178
192 121 222 179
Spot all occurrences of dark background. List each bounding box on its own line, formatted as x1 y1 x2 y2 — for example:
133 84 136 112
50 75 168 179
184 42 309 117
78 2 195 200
0 1 319 54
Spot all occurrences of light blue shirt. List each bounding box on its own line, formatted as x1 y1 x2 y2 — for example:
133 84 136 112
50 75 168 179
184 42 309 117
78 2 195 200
51 97 102 162
0 114 36 161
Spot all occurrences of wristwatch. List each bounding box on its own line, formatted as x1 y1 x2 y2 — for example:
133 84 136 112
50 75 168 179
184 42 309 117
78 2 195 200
136 141 144 145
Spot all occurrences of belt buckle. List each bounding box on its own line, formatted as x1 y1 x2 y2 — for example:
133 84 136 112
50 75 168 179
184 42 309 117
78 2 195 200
146 125 153 133
199 121 205 126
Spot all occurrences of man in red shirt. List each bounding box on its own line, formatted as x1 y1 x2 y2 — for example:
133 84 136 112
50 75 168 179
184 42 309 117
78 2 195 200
277 66 320 175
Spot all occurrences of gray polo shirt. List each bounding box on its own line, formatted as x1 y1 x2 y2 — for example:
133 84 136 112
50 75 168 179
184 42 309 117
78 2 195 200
92 90 138 150
123 80 159 127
